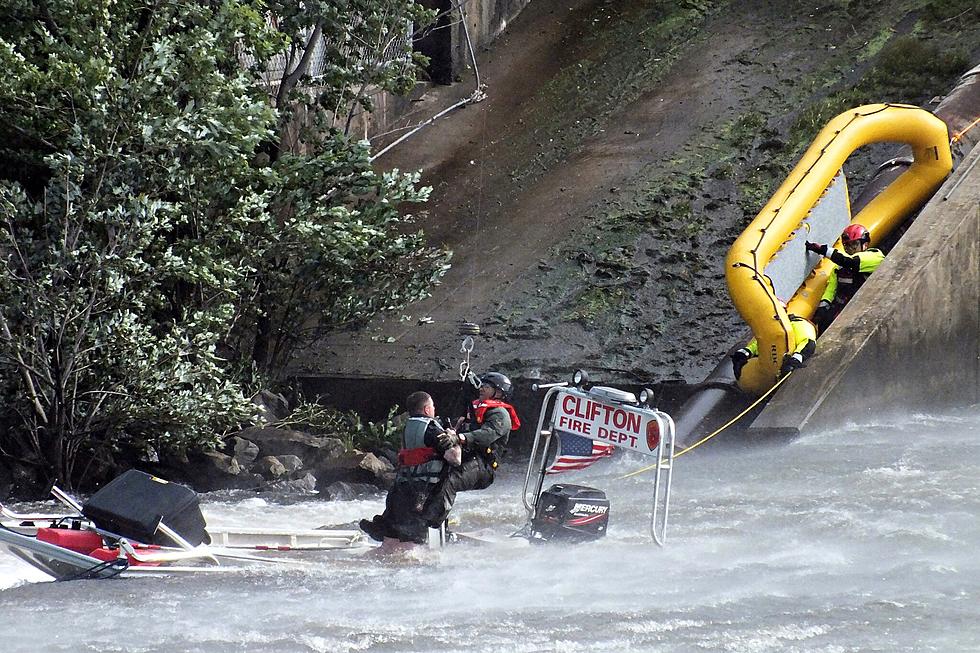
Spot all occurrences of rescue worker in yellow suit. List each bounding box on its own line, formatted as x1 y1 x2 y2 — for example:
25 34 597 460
806 223 885 334
731 313 817 379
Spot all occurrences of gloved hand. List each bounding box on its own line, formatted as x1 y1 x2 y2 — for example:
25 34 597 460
436 430 461 451
805 241 827 257
442 444 462 467
780 352 805 376
813 299 831 325
730 347 752 380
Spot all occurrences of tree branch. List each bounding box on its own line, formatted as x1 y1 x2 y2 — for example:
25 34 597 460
276 23 323 108
0 313 49 425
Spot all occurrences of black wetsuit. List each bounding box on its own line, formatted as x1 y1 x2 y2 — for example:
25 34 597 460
420 402 514 528
362 416 445 543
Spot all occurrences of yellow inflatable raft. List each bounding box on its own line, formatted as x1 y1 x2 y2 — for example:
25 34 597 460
727 104 952 395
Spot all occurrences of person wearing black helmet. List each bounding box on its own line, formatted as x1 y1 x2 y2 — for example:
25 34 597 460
420 371 521 529
806 223 885 333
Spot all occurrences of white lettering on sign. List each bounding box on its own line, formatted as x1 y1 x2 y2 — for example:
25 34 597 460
554 391 665 456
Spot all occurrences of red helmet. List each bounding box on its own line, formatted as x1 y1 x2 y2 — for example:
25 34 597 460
841 224 870 245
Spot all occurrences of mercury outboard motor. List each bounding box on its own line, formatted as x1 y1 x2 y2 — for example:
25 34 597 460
529 484 609 543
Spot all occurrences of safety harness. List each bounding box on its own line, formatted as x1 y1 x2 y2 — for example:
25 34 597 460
834 250 880 300
825 247 885 305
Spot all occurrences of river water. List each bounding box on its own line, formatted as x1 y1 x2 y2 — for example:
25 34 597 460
1 406 978 652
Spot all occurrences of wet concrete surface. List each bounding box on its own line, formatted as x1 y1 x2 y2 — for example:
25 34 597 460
293 0 980 420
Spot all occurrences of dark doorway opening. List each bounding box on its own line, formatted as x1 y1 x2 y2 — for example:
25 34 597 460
415 0 454 86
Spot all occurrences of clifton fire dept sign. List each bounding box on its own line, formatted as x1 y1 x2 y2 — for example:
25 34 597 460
554 391 666 456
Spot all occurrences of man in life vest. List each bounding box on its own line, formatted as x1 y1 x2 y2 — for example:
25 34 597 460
359 391 459 544
731 313 817 379
420 371 521 530
806 223 885 334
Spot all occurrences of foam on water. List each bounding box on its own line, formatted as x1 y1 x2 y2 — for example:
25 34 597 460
1 406 978 651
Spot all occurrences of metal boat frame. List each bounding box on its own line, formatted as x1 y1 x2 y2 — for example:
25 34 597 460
521 381 676 545
0 484 367 581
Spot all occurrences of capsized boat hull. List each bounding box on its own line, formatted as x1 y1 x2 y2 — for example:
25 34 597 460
0 528 141 580
0 528 312 580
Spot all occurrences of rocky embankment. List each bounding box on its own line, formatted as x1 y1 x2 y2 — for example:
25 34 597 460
177 391 398 498
0 390 398 502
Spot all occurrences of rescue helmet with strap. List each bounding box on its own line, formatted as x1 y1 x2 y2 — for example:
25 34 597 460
841 223 870 246
479 371 513 399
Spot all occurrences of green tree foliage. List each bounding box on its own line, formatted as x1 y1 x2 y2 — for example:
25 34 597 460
262 0 433 126
0 0 449 490
235 0 446 373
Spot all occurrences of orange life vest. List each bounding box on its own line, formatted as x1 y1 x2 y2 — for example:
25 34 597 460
470 399 521 431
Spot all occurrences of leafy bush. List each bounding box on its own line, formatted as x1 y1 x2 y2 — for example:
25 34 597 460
0 0 447 490
274 401 403 453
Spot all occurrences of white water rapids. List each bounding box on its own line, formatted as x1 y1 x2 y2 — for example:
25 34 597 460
1 407 978 652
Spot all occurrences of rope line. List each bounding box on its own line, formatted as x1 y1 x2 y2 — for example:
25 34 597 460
616 371 794 480
951 114 980 144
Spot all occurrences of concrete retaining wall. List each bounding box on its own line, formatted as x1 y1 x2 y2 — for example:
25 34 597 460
749 142 980 436
453 0 531 65
346 0 530 140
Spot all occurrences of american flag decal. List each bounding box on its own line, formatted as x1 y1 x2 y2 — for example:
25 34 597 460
546 431 614 474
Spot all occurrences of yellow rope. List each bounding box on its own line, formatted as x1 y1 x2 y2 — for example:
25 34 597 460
951 115 980 144
616 371 793 480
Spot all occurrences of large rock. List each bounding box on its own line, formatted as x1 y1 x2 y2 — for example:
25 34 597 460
231 436 260 466
314 451 395 490
357 452 393 477
203 451 241 476
254 455 287 479
322 481 383 501
236 427 345 461
265 472 318 495
278 455 303 474
373 447 398 467
251 390 290 423
181 451 268 492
